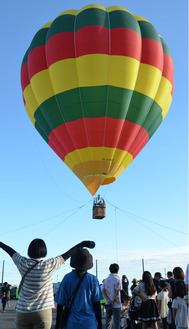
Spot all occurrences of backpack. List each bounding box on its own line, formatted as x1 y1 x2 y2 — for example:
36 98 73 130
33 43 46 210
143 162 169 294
129 296 142 320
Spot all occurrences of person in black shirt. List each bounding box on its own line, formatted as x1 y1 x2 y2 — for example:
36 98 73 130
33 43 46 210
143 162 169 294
167 271 174 283
1 282 9 312
121 275 130 306
153 272 162 293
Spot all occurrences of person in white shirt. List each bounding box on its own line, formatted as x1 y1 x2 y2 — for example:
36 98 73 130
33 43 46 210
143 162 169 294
157 280 170 329
102 263 122 329
172 280 189 329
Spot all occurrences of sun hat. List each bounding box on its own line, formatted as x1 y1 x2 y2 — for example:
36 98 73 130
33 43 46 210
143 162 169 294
70 248 93 271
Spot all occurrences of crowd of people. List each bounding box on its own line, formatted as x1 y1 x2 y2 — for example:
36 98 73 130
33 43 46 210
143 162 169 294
0 239 188 329
100 266 189 329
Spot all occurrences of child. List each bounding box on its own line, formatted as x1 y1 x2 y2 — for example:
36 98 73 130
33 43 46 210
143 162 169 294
172 280 189 329
157 280 170 329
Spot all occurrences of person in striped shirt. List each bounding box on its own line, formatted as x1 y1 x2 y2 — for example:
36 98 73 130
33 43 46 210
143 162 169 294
0 239 95 329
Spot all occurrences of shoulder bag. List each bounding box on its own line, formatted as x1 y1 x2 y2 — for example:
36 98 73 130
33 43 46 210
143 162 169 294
18 260 40 294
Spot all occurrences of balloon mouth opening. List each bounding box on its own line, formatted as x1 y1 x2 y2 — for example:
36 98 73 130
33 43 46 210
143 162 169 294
102 177 116 185
82 175 116 195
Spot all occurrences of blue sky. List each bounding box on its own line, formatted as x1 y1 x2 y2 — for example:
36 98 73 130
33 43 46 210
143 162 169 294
0 0 188 286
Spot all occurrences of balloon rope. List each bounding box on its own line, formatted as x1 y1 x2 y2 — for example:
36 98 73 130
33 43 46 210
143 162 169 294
106 198 187 235
41 201 90 238
1 200 92 261
115 207 118 262
0 200 92 237
107 199 187 250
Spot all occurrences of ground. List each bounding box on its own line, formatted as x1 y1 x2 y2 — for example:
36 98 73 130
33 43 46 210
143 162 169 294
0 300 107 329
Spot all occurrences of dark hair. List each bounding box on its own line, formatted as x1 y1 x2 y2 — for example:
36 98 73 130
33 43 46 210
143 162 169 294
154 272 162 278
159 280 167 289
28 239 47 258
173 267 185 280
167 271 172 277
109 263 119 274
142 271 156 296
175 280 186 298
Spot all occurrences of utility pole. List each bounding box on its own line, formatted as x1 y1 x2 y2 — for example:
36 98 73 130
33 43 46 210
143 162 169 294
1 260 5 286
142 259 144 273
96 259 98 279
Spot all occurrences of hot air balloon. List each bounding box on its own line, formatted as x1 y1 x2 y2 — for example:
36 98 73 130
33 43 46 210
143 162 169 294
21 4 174 196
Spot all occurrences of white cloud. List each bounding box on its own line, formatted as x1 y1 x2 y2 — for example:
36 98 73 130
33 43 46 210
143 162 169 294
2 246 188 286
94 245 189 283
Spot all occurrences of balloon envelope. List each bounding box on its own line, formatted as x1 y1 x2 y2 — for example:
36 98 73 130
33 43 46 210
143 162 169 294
21 4 174 195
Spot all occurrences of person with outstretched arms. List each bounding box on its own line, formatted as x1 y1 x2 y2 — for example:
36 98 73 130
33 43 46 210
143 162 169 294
0 239 95 329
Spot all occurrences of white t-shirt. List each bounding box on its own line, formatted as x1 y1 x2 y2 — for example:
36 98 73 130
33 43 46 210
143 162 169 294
157 290 170 318
13 253 62 313
172 297 189 327
102 274 122 308
133 282 157 300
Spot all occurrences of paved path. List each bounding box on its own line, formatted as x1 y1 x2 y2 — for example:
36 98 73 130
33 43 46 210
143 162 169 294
0 300 106 329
